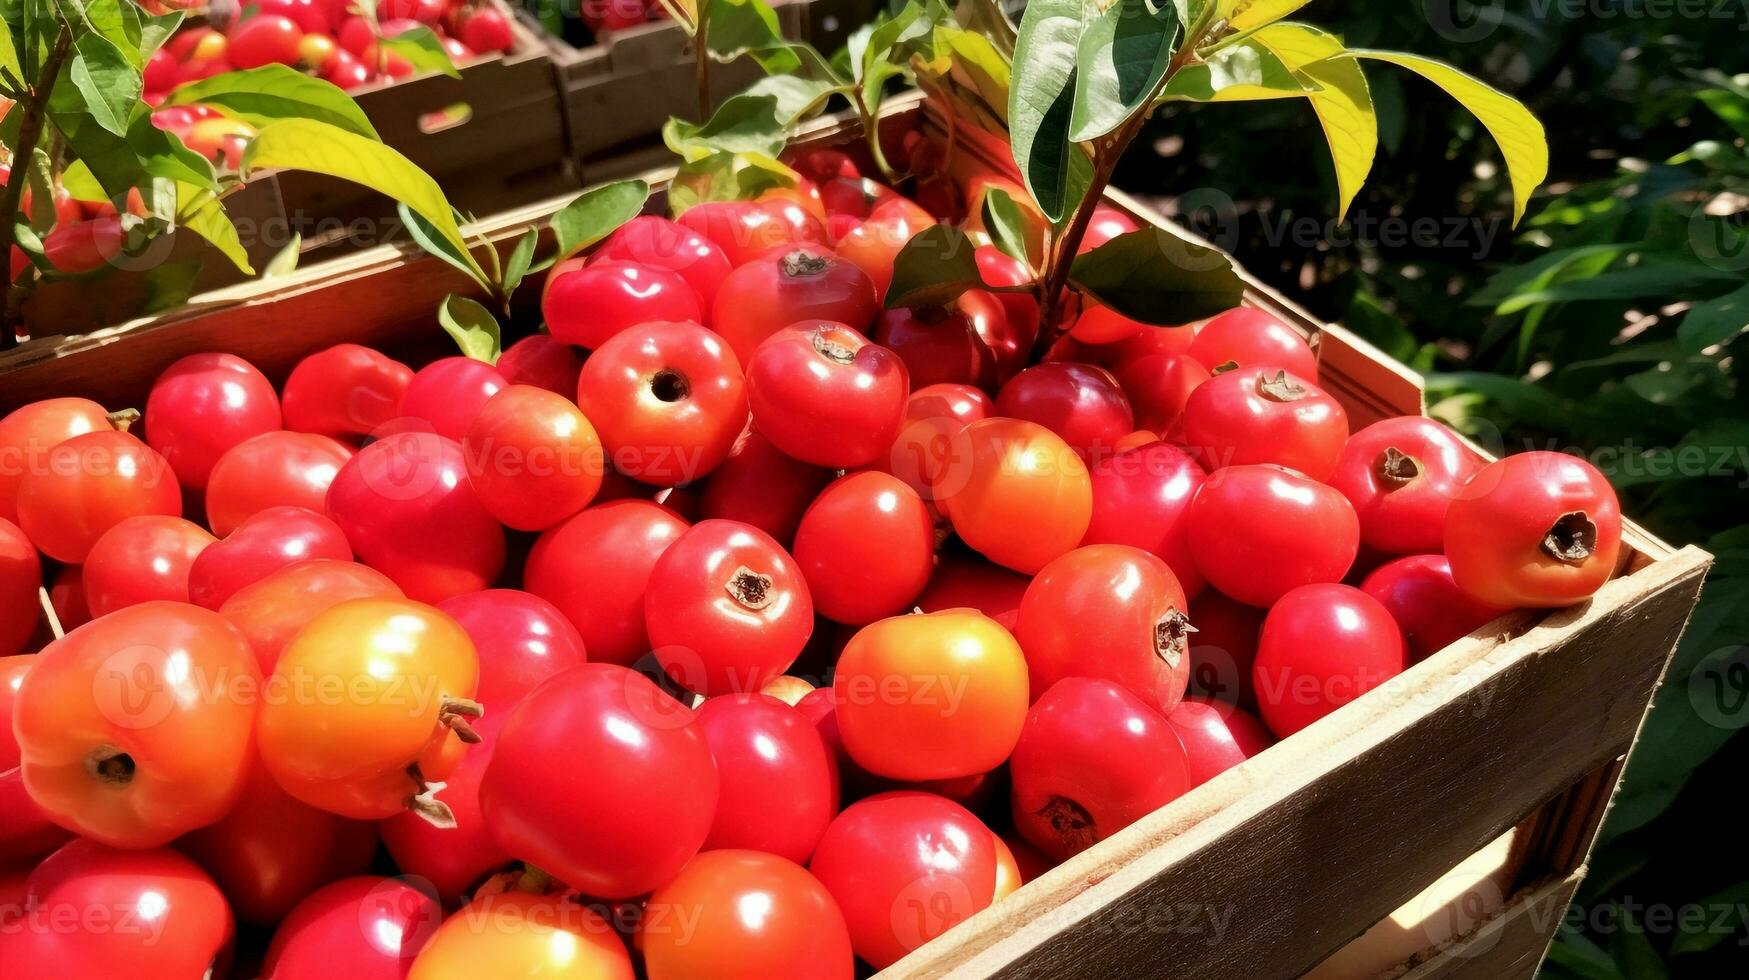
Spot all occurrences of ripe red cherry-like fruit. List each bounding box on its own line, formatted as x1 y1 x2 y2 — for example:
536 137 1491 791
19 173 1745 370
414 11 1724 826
481 663 719 899
1361 554 1508 661
1082 439 1207 597
1444 451 1623 609
677 198 830 268
324 431 506 603
1077 206 1141 254
15 430 182 564
218 560 402 673
544 259 703 350
1116 352 1211 436
229 13 305 68
694 694 838 863
1166 696 1273 787
641 849 855 980
1186 464 1359 608
204 430 353 537
525 499 688 666
1009 677 1191 862
1253 583 1407 737
792 471 934 625
82 516 216 616
874 291 1002 391
395 356 507 443
835 199 937 299
495 334 585 396
996 361 1135 462
0 397 111 524
281 344 414 440
1187 306 1318 380
1 521 39 655
377 709 514 906
1330 416 1484 555
598 214 734 309
435 589 587 705
881 382 994 504
144 352 282 489
187 506 351 609
712 245 879 365
696 429 833 546
746 321 909 468
809 791 997 969
1185 588 1265 706
576 319 747 485
1016 544 1193 715
464 384 605 531
260 875 442 980
645 519 813 695
1180 366 1348 481
973 246 1040 380
915 553 1030 632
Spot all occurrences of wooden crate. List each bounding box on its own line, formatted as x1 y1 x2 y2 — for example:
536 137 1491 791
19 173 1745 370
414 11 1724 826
0 98 1710 980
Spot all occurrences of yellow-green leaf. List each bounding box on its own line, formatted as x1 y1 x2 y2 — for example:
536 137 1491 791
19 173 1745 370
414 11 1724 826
176 181 254 275
1342 49 1547 225
1228 0 1312 31
243 118 480 280
1256 23 1375 221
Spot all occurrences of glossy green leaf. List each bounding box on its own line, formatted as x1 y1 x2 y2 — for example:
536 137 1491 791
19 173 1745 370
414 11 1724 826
245 118 480 280
1160 37 1312 102
398 202 490 291
1678 283 1749 352
704 0 802 73
132 8 184 61
140 260 202 314
1009 0 1086 222
981 185 1039 269
380 25 460 79
1068 0 1177 142
550 179 649 261
263 234 302 278
0 16 21 82
164 65 380 139
667 151 794 214
859 1 934 112
439 294 502 363
175 181 254 274
885 224 987 308
664 94 789 162
1253 23 1374 220
739 73 843 125
70 34 140 136
58 160 107 203
1069 227 1246 323
1227 0 1311 30
500 228 539 300
1342 50 1548 225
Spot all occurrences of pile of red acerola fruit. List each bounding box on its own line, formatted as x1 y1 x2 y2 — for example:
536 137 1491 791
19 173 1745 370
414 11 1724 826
0 147 1625 978
144 0 514 101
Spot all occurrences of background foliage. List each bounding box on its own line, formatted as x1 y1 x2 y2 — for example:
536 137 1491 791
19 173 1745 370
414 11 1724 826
1117 1 1749 973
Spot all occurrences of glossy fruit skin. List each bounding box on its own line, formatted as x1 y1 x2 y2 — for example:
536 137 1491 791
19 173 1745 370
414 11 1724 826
230 13 304 67
1009 677 1192 862
16 430 182 563
693 694 838 863
809 791 997 969
1116 352 1211 437
408 888 633 980
834 609 1028 781
282 344 414 439
1329 417 1484 556
696 429 832 546
495 334 585 396
524 499 688 666
144 352 282 489
325 431 506 603
1444 451 1623 608
262 875 443 980
1 519 41 654
1 655 71 862
218 559 402 672
576 320 748 485
995 362 1134 462
396 356 508 443
176 762 377 924
1165 696 1273 787
645 519 813 695
0 839 233 979
1082 440 1207 597
874 293 1002 391
14 602 260 847
747 321 909 468
435 589 587 706
1180 366 1348 482
1361 554 1507 662
1187 307 1319 380
187 506 351 609
481 663 719 898
598 214 734 309
974 246 1040 377
1069 303 1147 344
937 418 1091 574
1253 584 1407 737
457 5 513 52
464 385 604 531
259 598 479 819
0 397 111 523
40 216 124 273
1076 206 1141 254
915 554 1029 632
793 471 934 625
882 382 993 504
377 707 513 905
836 201 936 300
712 245 879 365
640 849 854 980
205 430 354 537
1186 464 1360 607
82 515 216 617
1185 589 1265 707
677 198 830 269
544 259 703 350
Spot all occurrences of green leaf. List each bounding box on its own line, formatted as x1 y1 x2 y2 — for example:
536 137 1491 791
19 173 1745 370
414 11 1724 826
1677 282 1749 352
398 202 490 291
1492 260 1738 314
84 0 139 64
885 224 987 308
245 118 481 281
140 259 202 314
1670 881 1749 955
1068 0 1177 142
176 181 254 274
438 294 501 363
1009 0 1086 222
163 65 380 139
24 148 56 229
1068 227 1246 323
58 160 107 203
704 0 802 74
70 34 141 136
1253 23 1374 220
263 234 302 278
500 228 538 300
52 109 218 200
380 25 460 80
664 94 789 162
859 1 933 114
980 185 1038 269
551 178 649 261
668 151 794 213
738 73 843 126
1159 37 1313 103
0 16 21 82
1341 50 1547 225
132 8 185 61
1227 0 1311 30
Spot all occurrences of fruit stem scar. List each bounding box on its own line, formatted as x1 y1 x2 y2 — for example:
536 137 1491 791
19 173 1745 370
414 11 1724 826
86 745 135 784
650 369 690 403
1038 795 1095 852
811 328 857 364
105 407 142 433
439 695 485 744
727 565 775 610
780 250 830 278
407 764 457 829
1542 510 1598 565
1154 608 1195 669
1257 370 1307 402
1375 446 1422 486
